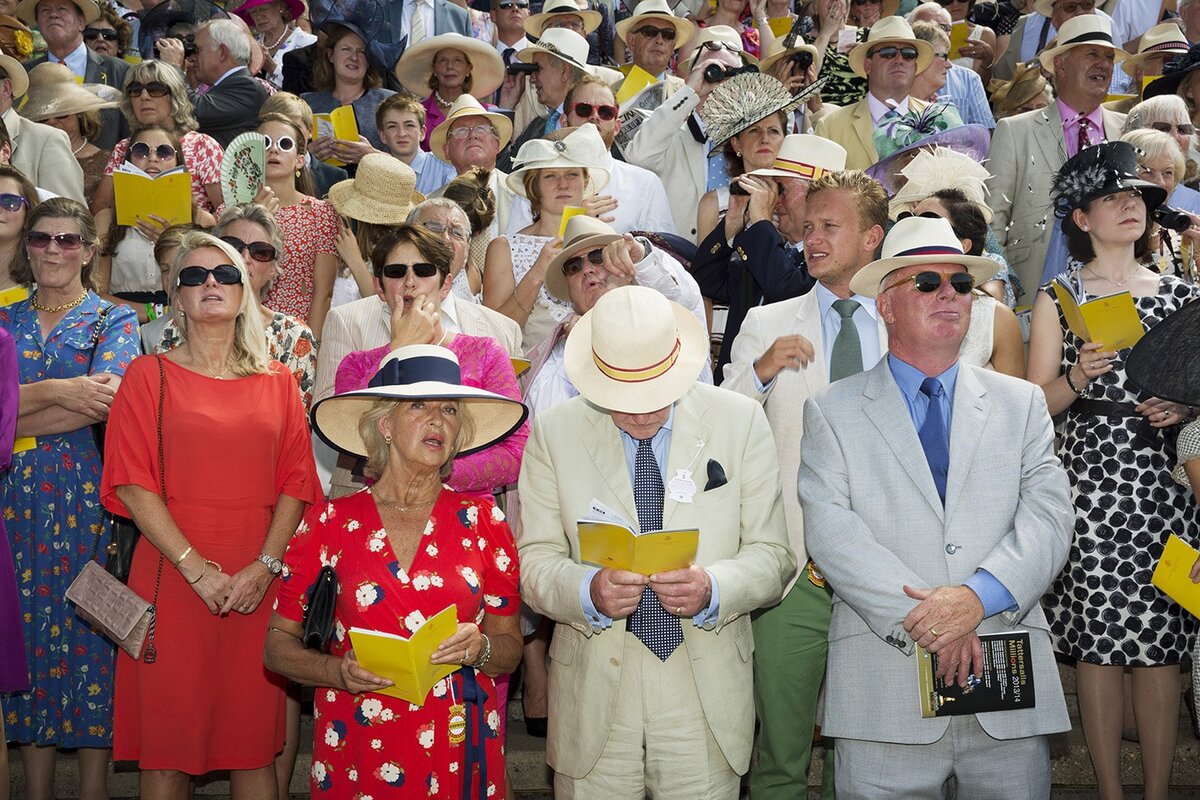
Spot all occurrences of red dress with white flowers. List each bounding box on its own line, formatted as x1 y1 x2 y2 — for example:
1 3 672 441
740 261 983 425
263 196 339 321
276 488 519 798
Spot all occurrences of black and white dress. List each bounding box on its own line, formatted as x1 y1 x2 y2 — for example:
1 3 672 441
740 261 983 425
1043 273 1200 666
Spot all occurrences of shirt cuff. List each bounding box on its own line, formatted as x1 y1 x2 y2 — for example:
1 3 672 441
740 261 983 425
691 569 720 627
579 567 613 630
963 569 1017 619
750 362 775 393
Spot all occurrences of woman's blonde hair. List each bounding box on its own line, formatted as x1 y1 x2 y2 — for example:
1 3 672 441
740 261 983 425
120 60 199 132
1122 128 1187 188
167 231 270 376
259 91 315 136
357 398 476 480
213 203 286 298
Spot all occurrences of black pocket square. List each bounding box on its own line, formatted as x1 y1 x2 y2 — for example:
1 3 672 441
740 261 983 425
704 459 727 491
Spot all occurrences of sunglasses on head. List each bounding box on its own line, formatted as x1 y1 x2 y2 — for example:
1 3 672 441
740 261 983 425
25 231 85 250
632 25 676 41
698 40 739 52
84 27 118 40
882 270 975 295
127 81 170 97
570 101 618 121
563 248 605 276
869 45 919 60
0 193 28 213
129 141 176 161
220 235 277 263
177 264 243 286
1151 121 1196 136
263 134 297 153
379 262 440 279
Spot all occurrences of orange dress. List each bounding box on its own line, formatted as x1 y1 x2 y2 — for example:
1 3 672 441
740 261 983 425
100 356 322 774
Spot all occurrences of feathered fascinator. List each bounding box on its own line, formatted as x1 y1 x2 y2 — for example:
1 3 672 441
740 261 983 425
865 103 990 192
873 102 964 160
887 147 994 221
1050 141 1166 219
698 72 823 157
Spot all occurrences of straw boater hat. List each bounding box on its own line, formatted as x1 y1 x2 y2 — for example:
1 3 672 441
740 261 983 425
746 133 846 181
16 0 98 26
614 0 694 49
232 0 306 25
1122 22 1189 78
516 27 591 73
526 0 602 38
394 32 505 100
505 122 611 197
1038 14 1128 75
848 17 933 78
699 72 818 156
887 146 995 222
686 24 757 70
327 153 425 225
564 285 708 413
0 45 28 98
312 345 529 459
1050 140 1167 220
544 215 621 303
847 216 998 299
989 61 1049 118
428 94 513 156
18 62 120 122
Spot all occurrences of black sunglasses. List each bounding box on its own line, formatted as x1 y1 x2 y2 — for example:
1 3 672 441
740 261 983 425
379 262 440 279
25 231 85 250
570 101 618 121
497 0 528 7
896 210 945 221
563 249 605 276
632 25 676 41
0 193 28 213
220 235 277 263
84 27 119 41
882 270 975 295
129 141 177 161
869 46 919 61
177 264 243 286
126 81 170 97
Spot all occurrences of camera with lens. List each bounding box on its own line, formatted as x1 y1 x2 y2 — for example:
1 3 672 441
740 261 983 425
153 31 196 59
788 50 813 72
703 62 758 84
1154 205 1192 234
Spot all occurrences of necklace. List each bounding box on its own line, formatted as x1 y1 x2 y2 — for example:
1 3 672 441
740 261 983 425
31 289 86 313
1085 264 1132 288
371 487 439 512
71 137 88 156
433 90 454 108
263 24 292 51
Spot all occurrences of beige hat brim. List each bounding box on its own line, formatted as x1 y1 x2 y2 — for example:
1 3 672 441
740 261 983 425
848 37 933 78
526 7 602 37
504 161 610 198
1040 39 1129 75
758 42 819 75
16 0 98 26
429 108 513 159
327 179 425 225
19 80 119 121
614 12 694 49
0 53 28 98
847 253 998 298
394 35 505 100
1121 46 1188 78
544 231 620 303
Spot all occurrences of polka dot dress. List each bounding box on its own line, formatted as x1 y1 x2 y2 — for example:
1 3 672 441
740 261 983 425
1043 274 1200 666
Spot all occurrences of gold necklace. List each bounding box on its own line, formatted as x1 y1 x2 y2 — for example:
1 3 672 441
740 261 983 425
371 487 439 512
31 289 87 313
1085 265 1132 288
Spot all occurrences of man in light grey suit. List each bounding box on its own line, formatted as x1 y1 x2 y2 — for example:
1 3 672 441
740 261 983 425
799 215 1074 799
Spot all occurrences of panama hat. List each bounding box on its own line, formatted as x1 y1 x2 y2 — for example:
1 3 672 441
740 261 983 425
1038 14 1128 75
699 72 818 156
428 93 513 156
232 0 306 25
516 26 590 72
614 0 693 49
19 62 119 122
847 216 998 298
1121 22 1189 78
685 24 757 71
848 17 933 78
505 123 611 197
394 32 505 100
564 285 708 413
311 345 528 459
16 0 98 26
526 0 602 37
327 153 426 225
746 133 846 181
544 215 621 303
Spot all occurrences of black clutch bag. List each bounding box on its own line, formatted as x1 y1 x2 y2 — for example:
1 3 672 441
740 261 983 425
302 565 338 651
104 513 140 583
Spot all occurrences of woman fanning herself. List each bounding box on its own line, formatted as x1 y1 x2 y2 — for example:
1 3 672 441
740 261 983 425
266 343 527 799
100 231 320 800
1029 141 1199 800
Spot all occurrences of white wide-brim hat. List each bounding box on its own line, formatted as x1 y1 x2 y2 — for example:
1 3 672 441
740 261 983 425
516 26 590 72
394 33 505 100
565 285 708 413
614 0 694 48
545 214 621 303
685 24 758 71
847 16 934 78
504 123 611 197
311 345 529 459
526 0 602 37
746 133 846 180
327 153 426 225
429 94 514 156
847 216 998 299
1039 14 1128 75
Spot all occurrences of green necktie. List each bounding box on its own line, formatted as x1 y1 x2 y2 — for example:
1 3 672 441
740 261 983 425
829 298 863 382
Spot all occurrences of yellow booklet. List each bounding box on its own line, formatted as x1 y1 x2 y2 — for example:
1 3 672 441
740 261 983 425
348 604 460 706
510 357 531 377
313 106 360 167
577 519 699 576
1152 534 1200 617
557 205 587 238
764 16 793 37
949 21 971 59
112 164 192 227
615 65 658 107
1051 276 1144 351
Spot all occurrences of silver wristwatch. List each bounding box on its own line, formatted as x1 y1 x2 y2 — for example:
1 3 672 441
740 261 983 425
256 553 283 575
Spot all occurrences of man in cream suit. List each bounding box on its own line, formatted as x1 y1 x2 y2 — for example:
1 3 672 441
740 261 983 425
723 167 886 799
518 285 794 797
0 50 84 202
799 216 1073 798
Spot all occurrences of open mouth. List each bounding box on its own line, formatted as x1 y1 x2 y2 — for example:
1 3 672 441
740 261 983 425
422 433 445 448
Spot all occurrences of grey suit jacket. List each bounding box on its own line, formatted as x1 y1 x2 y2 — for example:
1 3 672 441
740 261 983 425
3 107 85 202
799 359 1072 744
25 50 129 151
191 66 268 149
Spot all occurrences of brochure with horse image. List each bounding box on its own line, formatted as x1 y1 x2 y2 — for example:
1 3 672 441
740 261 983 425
1051 274 1144 351
917 631 1036 718
112 162 191 227
577 520 699 576
348 604 459 706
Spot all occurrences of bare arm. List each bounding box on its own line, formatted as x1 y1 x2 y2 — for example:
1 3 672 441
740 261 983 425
16 374 122 436
989 302 1026 378
1027 290 1113 415
307 252 338 338
483 236 560 327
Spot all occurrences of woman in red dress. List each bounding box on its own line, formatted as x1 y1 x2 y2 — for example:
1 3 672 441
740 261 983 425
266 344 527 798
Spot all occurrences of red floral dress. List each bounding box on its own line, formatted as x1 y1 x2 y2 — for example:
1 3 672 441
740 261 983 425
105 131 224 212
264 197 339 322
276 488 519 798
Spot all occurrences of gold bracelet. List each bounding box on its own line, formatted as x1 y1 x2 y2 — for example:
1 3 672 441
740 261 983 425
173 545 193 568
186 559 207 585
514 293 533 315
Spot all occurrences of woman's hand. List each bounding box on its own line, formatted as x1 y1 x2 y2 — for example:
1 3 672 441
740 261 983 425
1190 552 1200 584
389 293 443 349
331 136 379 165
189 563 235 615
134 214 171 244
582 194 618 223
1073 341 1115 385
338 649 393 694
308 136 336 162
529 237 563 280
334 217 362 266
1137 396 1188 428
820 0 847 32
253 184 280 214
219 560 275 615
431 622 485 666
958 36 993 67
60 374 118 420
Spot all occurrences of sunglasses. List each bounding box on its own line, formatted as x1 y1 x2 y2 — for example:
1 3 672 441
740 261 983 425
570 101 618 121
84 27 118 40
220 235 277 263
380 262 440 279
496 0 528 7
263 134 296 152
881 270 975 295
698 40 739 53
1150 121 1196 136
25 231 85 250
177 264 243 286
421 220 470 241
562 249 605 276
869 45 919 61
126 81 170 97
129 141 177 161
0 193 28 213
632 25 676 41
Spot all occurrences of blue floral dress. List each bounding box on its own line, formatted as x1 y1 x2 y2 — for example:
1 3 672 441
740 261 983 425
0 294 139 747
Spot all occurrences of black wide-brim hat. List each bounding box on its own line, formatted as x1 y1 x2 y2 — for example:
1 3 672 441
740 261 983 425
1127 299 1200 406
1051 141 1168 219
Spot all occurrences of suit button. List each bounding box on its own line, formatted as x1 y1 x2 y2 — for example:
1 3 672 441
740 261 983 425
945 544 958 554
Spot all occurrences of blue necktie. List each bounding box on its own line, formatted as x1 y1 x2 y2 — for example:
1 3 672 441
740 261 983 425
544 108 561 136
918 377 949 504
628 436 683 661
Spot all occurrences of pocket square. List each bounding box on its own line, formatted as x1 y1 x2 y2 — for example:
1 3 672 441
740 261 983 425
704 459 727 491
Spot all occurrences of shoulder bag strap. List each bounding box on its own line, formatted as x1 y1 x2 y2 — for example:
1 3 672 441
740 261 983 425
143 355 167 663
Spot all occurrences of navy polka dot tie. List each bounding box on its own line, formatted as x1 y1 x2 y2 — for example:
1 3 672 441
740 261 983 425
628 436 683 660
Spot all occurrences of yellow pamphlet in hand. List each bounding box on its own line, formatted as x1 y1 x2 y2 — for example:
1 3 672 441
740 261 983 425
313 106 360 167
615 65 659 107
1051 276 1144 351
0 285 29 307
348 604 460 706
949 21 971 59
1152 534 1200 618
765 16 793 37
578 520 699 576
557 206 587 239
511 357 531 377
112 164 192 227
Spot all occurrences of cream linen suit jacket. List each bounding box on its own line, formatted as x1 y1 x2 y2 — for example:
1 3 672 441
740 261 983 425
799 360 1073 744
721 289 887 594
812 96 929 172
3 108 85 203
517 383 795 779
621 85 706 241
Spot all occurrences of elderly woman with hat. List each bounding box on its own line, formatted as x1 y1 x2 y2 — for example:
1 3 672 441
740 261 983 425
232 0 316 90
265 343 526 799
1029 140 1200 800
483 123 610 350
395 33 505 153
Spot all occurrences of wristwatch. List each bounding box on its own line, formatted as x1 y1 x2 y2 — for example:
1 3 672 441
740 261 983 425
256 553 284 575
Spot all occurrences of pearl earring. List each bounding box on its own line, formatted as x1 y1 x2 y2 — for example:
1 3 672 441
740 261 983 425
384 434 393 444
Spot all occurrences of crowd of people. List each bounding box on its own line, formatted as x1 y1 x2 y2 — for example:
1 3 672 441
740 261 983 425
0 0 1198 797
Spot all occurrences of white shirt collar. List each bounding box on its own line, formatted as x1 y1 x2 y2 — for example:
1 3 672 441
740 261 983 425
212 65 244 87
440 290 460 331
50 40 89 78
866 93 910 126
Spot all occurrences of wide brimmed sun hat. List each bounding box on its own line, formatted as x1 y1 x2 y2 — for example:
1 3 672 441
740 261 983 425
614 0 693 49
232 0 306 25
887 146 995 222
745 133 846 180
848 17 934 78
428 94 513 155
758 33 820 75
1038 14 1128 75
504 123 611 197
699 72 819 156
394 32 505 100
516 26 590 72
16 0 99 26
564 285 708 413
989 61 1048 118
847 216 998 299
327 153 425 225
311 344 529 459
18 61 120 122
0 45 28 98
1122 22 1189 78
1050 140 1167 219
544 214 621 303
526 0 602 37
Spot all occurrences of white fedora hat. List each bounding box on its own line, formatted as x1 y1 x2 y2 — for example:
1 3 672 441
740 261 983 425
847 216 997 299
1121 22 1189 78
517 27 590 72
394 33 506 100
565 285 708 413
1039 14 1128 75
544 214 621 303
504 122 611 197
428 94 514 156
615 0 694 49
848 17 934 78
746 133 846 180
526 0 602 37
